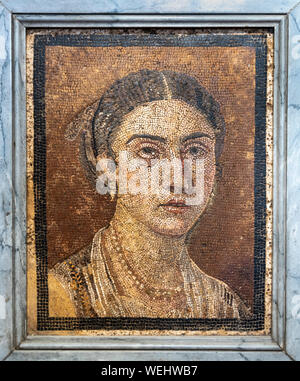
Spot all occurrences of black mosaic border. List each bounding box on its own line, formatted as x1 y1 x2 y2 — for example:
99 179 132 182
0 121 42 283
33 32 267 331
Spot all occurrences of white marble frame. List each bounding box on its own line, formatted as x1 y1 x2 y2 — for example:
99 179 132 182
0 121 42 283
0 0 300 361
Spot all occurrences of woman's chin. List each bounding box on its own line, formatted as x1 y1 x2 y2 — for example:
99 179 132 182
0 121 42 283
147 217 193 237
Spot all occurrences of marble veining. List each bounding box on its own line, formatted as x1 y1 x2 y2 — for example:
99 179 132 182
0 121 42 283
0 0 298 14
0 0 299 361
286 3 300 361
5 349 292 361
0 4 12 361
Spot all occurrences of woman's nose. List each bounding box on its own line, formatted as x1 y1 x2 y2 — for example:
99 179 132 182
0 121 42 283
169 184 175 194
166 149 187 195
166 148 184 167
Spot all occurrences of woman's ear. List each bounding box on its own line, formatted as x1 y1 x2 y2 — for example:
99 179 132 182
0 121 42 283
96 152 109 162
96 152 117 201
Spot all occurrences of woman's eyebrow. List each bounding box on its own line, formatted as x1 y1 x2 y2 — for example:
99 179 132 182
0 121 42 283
126 134 166 144
182 132 214 143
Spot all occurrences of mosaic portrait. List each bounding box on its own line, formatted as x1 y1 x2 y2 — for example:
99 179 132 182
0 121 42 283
27 30 273 334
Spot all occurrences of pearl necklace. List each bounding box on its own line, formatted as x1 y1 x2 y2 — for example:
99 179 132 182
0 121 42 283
108 225 183 301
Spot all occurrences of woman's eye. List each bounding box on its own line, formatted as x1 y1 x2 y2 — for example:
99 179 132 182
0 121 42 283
189 147 200 155
138 146 159 159
185 145 207 158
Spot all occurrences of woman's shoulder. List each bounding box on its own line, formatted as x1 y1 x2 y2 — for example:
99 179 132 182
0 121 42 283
50 225 108 277
190 260 252 319
49 242 93 278
48 242 94 317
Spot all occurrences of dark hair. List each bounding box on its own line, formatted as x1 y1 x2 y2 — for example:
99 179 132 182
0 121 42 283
79 69 225 183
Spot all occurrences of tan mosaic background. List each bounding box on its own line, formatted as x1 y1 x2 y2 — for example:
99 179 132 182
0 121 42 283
44 44 256 309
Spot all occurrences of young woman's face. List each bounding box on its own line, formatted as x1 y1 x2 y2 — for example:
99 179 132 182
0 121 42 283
108 99 217 237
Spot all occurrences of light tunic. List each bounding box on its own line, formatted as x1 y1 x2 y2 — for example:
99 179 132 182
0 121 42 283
49 227 251 319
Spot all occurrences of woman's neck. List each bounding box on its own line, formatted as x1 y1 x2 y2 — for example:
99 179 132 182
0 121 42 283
105 202 187 278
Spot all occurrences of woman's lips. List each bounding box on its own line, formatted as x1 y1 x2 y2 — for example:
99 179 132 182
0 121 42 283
159 199 191 214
